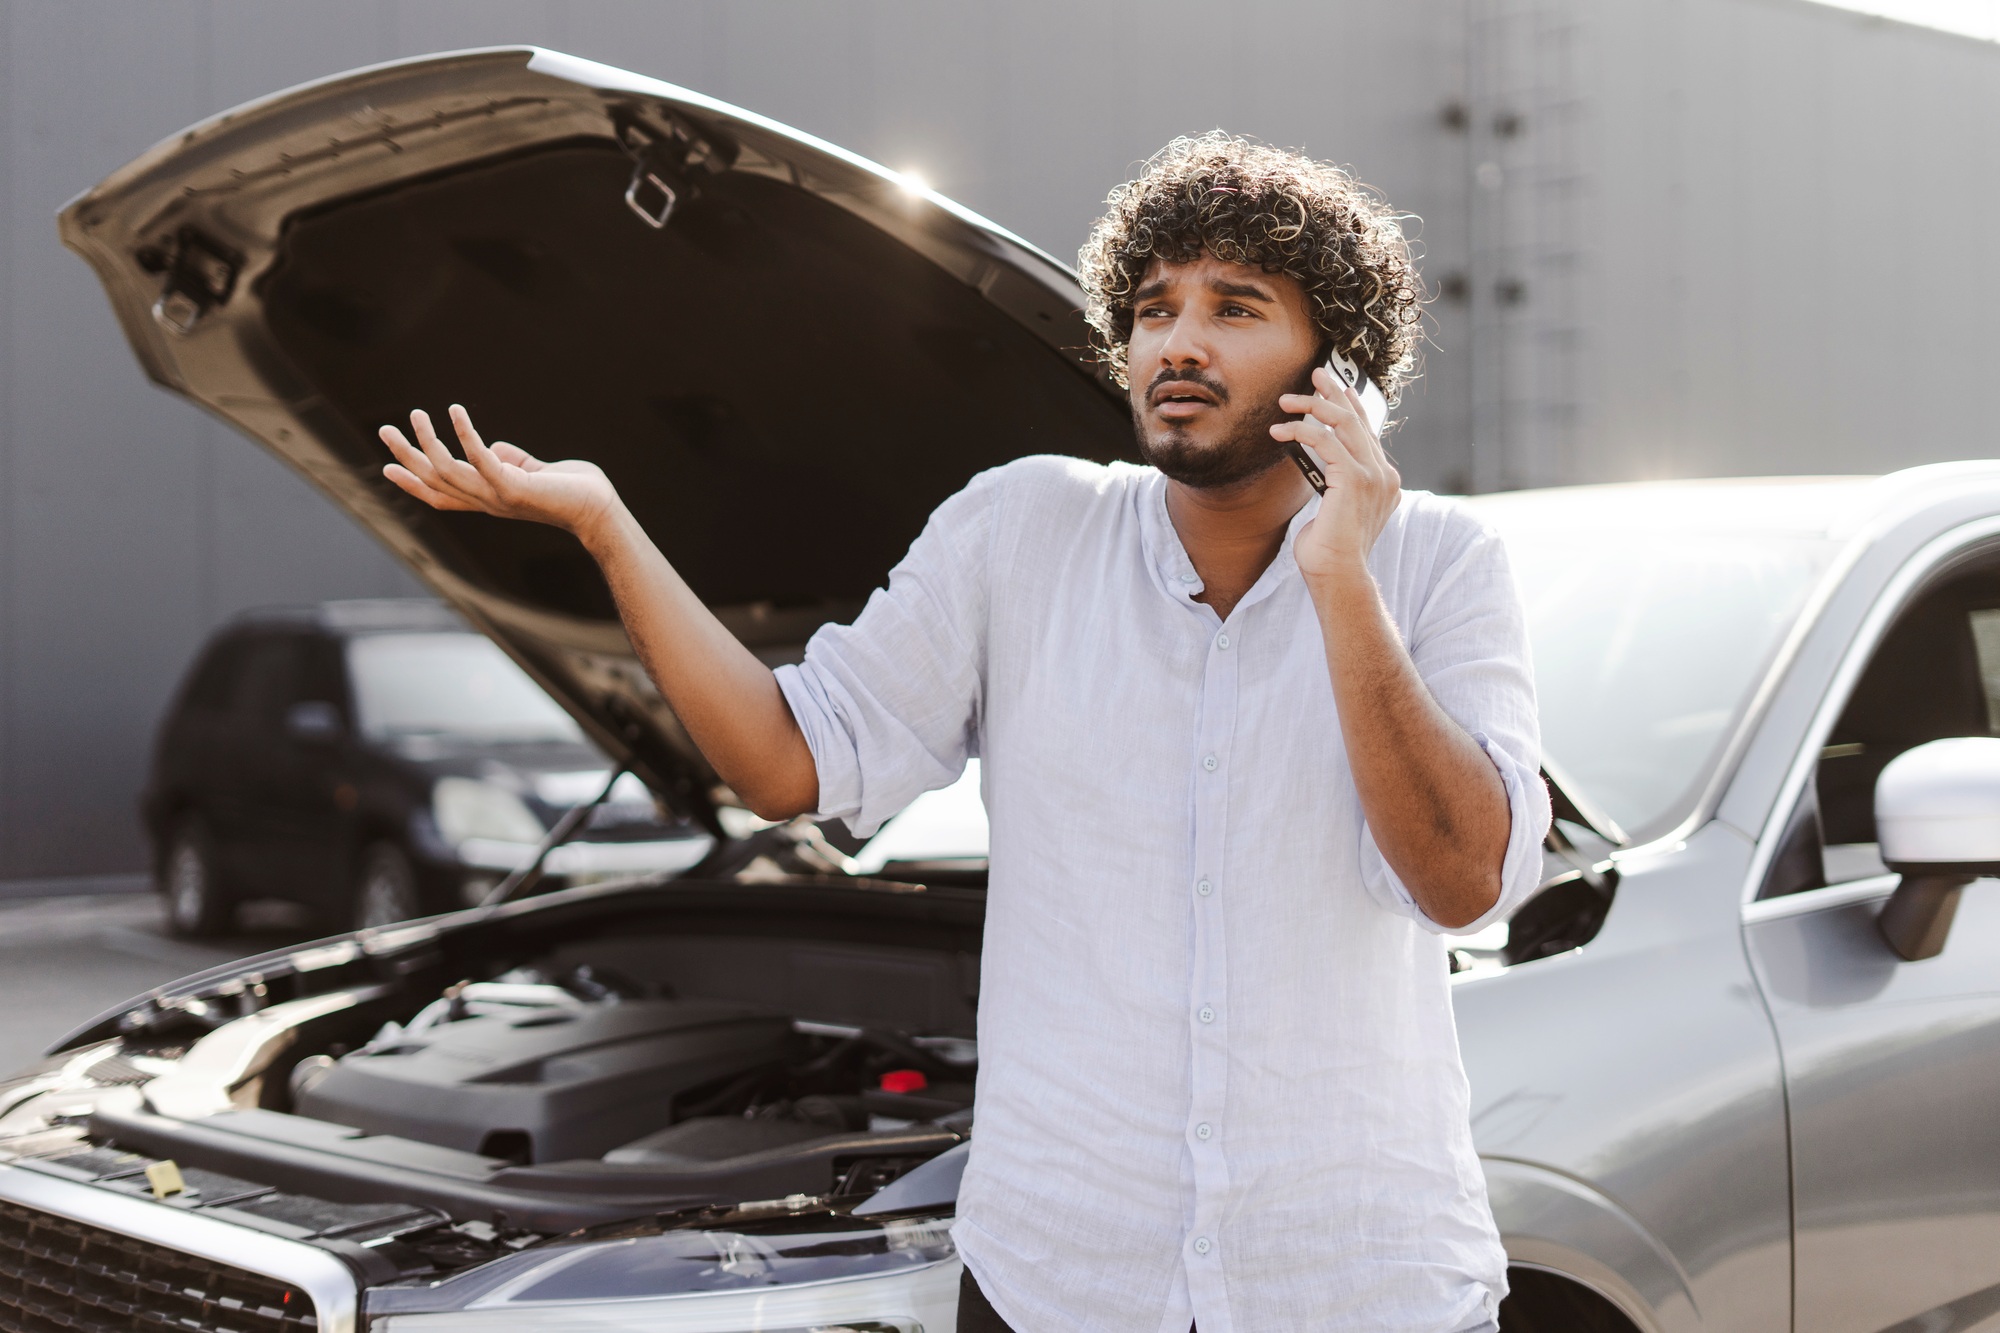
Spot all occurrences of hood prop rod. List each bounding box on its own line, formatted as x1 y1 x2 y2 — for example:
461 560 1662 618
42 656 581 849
481 765 628 908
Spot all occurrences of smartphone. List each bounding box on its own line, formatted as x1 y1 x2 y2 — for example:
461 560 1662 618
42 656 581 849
1283 346 1390 495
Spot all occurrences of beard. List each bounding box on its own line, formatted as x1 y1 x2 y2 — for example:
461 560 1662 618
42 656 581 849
1129 360 1316 491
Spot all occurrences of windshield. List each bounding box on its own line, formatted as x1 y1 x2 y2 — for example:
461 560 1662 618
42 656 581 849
1485 495 1844 841
348 633 584 743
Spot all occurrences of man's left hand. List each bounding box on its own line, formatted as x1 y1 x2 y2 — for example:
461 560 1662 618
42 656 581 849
1274 365 1400 582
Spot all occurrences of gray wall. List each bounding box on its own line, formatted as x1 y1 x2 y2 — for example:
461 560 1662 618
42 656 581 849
1573 0 2000 483
0 0 1470 880
1 0 1996 880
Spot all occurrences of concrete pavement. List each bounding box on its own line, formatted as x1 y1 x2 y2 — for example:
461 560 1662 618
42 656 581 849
0 891 308 1075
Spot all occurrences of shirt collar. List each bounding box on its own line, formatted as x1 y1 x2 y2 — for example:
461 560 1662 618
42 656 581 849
1136 468 1321 613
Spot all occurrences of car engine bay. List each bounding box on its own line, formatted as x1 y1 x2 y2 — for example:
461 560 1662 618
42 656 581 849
291 966 975 1174
0 877 988 1289
0 817 1601 1294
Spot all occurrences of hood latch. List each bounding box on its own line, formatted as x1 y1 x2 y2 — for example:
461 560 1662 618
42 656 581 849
613 108 735 230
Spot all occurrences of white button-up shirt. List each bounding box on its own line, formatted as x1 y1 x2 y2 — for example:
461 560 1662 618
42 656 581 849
775 457 1548 1333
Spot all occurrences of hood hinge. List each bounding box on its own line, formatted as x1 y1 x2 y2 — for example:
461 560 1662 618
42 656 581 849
139 227 242 334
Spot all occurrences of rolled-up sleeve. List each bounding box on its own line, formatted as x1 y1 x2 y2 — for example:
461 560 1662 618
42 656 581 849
773 468 1001 838
1361 507 1552 935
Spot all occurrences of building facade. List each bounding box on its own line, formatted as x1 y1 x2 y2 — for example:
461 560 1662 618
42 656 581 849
0 0 1994 879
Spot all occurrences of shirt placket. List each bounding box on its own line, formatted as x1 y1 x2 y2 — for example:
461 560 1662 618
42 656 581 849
1183 603 1238 1324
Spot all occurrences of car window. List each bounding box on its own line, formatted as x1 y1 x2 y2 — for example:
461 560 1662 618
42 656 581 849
1763 554 2000 898
233 634 307 733
347 632 584 743
298 635 350 721
1504 529 1836 842
180 637 246 715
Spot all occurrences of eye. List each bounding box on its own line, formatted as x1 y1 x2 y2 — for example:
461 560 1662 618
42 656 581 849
1220 303 1257 318
1137 305 1171 319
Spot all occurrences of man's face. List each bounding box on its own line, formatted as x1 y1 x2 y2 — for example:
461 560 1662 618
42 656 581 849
1125 254 1322 491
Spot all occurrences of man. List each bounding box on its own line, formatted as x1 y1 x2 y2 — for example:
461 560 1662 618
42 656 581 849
379 132 1547 1333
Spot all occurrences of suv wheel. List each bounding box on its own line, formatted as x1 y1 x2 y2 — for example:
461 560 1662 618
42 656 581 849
354 842 421 929
162 819 232 938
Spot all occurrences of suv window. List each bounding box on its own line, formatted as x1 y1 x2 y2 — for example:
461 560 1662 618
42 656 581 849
347 632 581 742
181 637 247 715
233 634 308 733
1763 555 2000 898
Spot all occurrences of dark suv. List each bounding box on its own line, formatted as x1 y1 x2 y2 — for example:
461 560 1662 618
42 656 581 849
142 599 710 934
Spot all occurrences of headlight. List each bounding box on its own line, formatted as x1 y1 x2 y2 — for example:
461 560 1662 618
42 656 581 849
365 1216 958 1332
432 777 544 846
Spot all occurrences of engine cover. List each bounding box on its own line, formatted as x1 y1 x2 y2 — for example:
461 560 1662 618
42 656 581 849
295 999 791 1163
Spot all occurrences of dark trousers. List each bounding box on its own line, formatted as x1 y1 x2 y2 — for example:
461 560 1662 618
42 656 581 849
957 1267 1017 1332
958 1268 1197 1333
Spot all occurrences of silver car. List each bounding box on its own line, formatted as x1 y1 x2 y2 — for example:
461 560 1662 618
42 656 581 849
5 47 2000 1333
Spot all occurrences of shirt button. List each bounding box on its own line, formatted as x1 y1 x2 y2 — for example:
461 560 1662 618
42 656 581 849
1196 878 1213 897
1179 572 1199 584
1193 1236 1213 1255
1198 1005 1215 1024
1196 1122 1213 1140
1216 632 1231 649
1201 754 1218 772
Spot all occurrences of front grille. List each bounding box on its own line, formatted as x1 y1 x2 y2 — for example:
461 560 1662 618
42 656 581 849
0 1199 316 1332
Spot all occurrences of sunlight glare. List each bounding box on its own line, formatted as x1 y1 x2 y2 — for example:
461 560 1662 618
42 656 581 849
1798 0 2000 43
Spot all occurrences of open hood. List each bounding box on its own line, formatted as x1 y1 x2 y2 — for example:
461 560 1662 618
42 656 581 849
60 47 1130 831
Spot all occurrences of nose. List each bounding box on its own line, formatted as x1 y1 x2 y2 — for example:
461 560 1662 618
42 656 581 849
1155 313 1210 372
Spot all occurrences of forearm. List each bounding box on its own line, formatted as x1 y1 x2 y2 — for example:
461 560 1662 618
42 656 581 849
1308 565 1509 928
579 504 818 820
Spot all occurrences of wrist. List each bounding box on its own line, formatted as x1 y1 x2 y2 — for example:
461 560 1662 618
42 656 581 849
1301 552 1377 604
574 498 638 562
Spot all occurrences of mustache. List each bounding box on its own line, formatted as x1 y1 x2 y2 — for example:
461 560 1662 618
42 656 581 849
1145 367 1229 403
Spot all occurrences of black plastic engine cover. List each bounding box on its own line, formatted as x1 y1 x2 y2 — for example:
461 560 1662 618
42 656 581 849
295 999 791 1163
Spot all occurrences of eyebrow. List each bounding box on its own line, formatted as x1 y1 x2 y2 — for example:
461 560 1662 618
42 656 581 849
1131 276 1279 304
1210 278 1277 302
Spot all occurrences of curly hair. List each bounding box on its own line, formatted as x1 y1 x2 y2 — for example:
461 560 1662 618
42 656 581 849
1078 132 1423 402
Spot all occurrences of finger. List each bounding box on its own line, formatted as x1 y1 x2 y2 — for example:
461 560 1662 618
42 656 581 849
1269 417 1341 473
1277 393 1364 450
1335 378 1393 469
490 440 539 469
410 408 489 500
1296 372 1374 465
1271 411 1350 462
382 462 479 511
378 425 441 482
449 404 512 489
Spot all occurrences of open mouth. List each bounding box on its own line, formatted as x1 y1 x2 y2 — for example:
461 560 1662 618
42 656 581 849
1151 381 1221 415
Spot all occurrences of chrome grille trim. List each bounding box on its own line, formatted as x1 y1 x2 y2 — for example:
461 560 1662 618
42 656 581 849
0 1162 359 1333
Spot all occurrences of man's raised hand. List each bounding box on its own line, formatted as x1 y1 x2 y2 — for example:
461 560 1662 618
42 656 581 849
379 405 618 542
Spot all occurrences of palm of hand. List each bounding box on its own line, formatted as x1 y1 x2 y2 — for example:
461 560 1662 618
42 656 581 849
379 406 616 539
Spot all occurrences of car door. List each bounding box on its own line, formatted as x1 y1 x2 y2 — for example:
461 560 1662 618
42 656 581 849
200 631 290 886
276 631 358 905
1745 548 2000 1332
155 633 248 838
213 629 332 897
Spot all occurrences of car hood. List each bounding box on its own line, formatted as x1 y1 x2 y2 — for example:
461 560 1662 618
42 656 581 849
60 47 1130 832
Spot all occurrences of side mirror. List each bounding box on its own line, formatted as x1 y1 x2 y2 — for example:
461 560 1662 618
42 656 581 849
1875 737 2000 961
285 700 344 745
